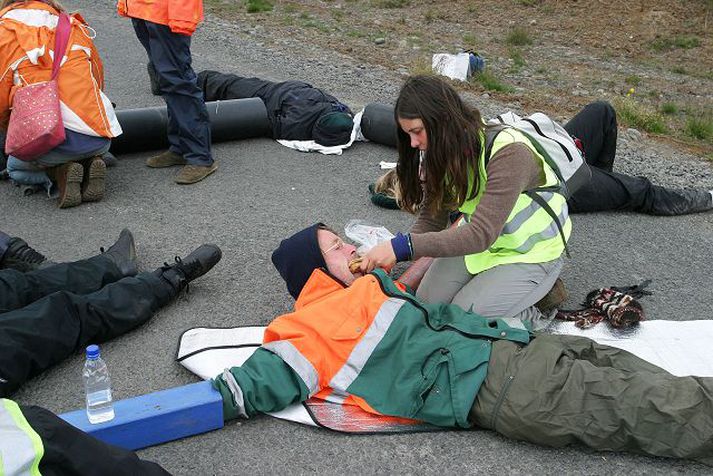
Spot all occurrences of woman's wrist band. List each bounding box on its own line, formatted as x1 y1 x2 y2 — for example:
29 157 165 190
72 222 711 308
390 233 413 262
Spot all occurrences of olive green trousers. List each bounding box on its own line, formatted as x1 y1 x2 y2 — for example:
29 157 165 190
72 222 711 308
471 334 713 465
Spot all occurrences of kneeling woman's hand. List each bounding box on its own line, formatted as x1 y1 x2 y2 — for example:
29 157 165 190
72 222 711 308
360 240 396 273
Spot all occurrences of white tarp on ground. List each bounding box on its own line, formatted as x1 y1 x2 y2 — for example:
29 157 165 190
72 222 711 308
178 320 713 432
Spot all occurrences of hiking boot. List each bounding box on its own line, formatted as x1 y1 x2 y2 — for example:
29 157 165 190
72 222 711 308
55 162 83 209
175 162 218 185
101 228 138 277
155 244 222 293
536 278 568 312
1 237 49 272
81 156 106 203
147 62 161 96
146 151 186 168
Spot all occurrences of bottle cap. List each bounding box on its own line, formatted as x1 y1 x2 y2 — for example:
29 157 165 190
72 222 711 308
86 344 100 359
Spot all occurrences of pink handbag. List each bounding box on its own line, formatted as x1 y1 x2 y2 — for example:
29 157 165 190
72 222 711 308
5 12 71 161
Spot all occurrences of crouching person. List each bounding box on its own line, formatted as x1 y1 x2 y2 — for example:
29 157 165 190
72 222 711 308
213 223 713 465
1 398 169 475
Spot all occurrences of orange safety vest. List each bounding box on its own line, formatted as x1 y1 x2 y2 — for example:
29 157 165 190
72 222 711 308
117 0 204 36
0 2 122 137
261 268 530 428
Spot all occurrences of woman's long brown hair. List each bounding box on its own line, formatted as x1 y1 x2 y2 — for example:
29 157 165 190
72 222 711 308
0 0 66 12
395 75 483 215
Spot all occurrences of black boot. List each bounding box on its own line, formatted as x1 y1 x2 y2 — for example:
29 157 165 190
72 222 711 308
0 237 50 272
155 244 222 293
101 229 138 277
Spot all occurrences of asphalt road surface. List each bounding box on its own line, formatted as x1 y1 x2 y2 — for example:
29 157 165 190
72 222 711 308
4 2 713 474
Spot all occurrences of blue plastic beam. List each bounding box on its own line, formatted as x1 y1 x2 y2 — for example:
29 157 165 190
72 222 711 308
60 381 224 450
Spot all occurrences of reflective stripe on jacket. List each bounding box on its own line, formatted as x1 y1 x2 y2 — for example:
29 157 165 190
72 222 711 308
117 0 204 36
262 268 530 428
0 2 122 137
458 128 571 275
0 399 44 476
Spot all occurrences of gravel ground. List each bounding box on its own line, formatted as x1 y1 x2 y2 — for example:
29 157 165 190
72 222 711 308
3 2 713 474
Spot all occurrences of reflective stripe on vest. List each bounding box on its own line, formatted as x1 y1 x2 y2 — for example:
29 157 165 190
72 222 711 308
329 298 405 392
263 297 405 403
0 399 43 476
262 340 320 396
459 128 570 275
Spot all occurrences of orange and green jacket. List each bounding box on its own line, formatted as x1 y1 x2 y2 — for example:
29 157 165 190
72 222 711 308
117 0 204 36
218 269 530 428
0 2 121 136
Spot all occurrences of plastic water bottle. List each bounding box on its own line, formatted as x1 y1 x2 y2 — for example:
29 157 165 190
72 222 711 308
82 344 115 424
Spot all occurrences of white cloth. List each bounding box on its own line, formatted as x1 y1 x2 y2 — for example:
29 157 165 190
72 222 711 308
276 109 367 155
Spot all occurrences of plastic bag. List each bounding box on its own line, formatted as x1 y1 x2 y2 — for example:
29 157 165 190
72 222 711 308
344 220 395 254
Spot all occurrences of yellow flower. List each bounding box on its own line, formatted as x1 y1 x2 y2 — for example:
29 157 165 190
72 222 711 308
626 87 635 97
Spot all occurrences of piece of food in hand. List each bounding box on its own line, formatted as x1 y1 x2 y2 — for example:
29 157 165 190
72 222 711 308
348 258 363 273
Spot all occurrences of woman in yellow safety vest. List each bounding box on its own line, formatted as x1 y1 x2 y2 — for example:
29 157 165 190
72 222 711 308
360 75 570 325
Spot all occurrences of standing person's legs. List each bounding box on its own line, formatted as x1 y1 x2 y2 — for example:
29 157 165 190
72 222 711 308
472 335 713 464
132 19 215 179
416 256 562 326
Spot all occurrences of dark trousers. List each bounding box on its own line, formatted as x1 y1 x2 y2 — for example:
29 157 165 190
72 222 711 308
132 19 212 166
20 404 171 475
564 102 712 215
0 255 174 397
0 230 10 261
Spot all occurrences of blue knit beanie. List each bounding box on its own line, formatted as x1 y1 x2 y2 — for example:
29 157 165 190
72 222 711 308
271 223 327 299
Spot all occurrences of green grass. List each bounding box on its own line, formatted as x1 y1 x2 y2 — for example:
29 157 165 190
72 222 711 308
463 33 477 45
685 115 713 142
371 0 410 8
508 48 526 72
615 98 668 134
506 26 532 46
245 0 273 13
660 102 678 115
624 75 641 86
671 66 688 75
650 35 701 52
471 70 515 93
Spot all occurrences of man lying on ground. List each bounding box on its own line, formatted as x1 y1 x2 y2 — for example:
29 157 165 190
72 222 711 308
1 229 221 474
211 223 713 466
371 101 713 216
0 229 221 397
196 69 355 147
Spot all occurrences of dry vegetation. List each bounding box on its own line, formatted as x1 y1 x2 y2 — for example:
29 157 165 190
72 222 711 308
206 0 713 157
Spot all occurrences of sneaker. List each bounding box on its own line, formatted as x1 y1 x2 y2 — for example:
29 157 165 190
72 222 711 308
146 151 186 168
536 278 568 312
55 162 83 209
101 228 138 277
1 237 49 272
175 162 218 185
156 244 222 293
81 156 106 202
147 62 161 96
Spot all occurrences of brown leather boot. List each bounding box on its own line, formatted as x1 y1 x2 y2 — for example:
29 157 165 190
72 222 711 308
81 156 106 202
54 162 83 209
536 278 568 312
